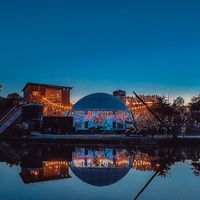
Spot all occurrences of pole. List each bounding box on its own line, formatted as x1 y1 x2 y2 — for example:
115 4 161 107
134 171 159 200
132 91 176 138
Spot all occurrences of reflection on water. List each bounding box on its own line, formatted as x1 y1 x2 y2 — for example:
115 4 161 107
0 142 200 200
70 147 133 187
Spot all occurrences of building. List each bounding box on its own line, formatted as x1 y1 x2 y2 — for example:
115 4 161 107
113 89 126 101
69 92 135 133
125 94 161 127
19 145 72 184
126 94 160 111
22 82 73 116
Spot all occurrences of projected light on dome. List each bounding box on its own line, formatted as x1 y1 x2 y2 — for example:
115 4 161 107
69 93 135 131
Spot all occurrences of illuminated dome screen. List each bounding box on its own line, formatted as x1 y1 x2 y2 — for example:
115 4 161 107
69 147 133 186
69 93 135 130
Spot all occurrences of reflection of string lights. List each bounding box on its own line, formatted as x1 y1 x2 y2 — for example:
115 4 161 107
132 153 160 171
23 159 70 183
42 160 69 177
30 170 39 176
43 160 68 166
155 163 160 167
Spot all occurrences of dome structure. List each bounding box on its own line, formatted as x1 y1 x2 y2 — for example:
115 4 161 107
69 92 134 132
69 147 133 187
69 166 131 187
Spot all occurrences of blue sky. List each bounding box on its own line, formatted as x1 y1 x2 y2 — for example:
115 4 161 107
0 0 200 104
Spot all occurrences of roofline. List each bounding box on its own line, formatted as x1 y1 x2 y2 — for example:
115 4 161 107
113 89 126 92
22 82 73 91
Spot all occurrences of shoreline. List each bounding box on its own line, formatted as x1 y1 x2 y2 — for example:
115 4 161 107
0 132 200 147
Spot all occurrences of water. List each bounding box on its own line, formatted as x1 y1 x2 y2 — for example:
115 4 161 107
0 142 200 200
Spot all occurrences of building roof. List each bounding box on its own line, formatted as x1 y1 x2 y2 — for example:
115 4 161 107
71 92 130 111
113 89 126 93
22 82 73 91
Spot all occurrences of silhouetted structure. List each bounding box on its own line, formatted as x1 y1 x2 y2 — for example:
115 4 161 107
113 89 126 101
22 82 73 116
69 92 135 133
42 116 75 134
22 82 72 105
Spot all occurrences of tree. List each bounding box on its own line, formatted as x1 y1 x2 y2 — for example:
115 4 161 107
190 94 200 111
171 96 185 124
151 96 173 119
7 92 22 100
190 94 200 121
172 96 185 108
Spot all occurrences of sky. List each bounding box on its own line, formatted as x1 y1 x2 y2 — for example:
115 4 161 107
0 0 200 104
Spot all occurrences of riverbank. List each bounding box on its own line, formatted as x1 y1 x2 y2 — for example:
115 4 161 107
0 132 200 147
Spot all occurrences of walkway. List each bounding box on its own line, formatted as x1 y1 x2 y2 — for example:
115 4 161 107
0 105 22 134
0 131 199 147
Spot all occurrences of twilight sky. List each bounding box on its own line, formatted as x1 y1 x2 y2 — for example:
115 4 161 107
0 0 200 104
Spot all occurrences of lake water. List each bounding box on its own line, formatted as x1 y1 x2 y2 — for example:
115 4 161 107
0 142 200 200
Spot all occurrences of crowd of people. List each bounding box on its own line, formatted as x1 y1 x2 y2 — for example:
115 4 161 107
132 108 199 137
43 100 68 117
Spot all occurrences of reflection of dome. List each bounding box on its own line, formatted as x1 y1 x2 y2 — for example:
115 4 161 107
69 165 131 187
69 93 134 131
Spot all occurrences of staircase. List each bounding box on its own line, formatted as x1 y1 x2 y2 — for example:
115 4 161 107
0 104 23 135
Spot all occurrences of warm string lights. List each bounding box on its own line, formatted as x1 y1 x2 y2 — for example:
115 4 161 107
43 97 72 116
132 152 160 171
43 97 71 110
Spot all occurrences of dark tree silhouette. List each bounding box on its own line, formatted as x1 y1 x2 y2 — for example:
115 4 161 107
172 96 185 108
151 96 173 119
190 94 200 121
7 92 22 100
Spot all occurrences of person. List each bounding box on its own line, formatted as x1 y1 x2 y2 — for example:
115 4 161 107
173 124 180 137
48 127 51 134
181 125 187 137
